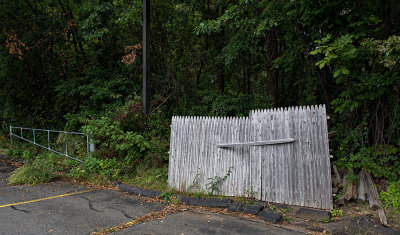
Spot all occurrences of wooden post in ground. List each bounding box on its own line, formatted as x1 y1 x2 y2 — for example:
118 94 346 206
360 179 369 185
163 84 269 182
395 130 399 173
363 171 388 226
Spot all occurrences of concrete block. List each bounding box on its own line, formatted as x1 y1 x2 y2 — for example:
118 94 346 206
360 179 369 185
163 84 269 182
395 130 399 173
227 202 243 212
295 208 331 221
244 204 264 215
258 210 283 224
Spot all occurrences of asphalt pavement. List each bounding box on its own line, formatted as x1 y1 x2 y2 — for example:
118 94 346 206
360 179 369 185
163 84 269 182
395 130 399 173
0 159 304 235
114 209 302 235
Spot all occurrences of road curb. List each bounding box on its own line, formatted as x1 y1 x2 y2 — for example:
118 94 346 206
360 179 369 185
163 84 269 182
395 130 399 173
115 182 162 198
244 204 264 215
259 210 283 224
294 207 332 221
179 196 232 208
115 181 284 224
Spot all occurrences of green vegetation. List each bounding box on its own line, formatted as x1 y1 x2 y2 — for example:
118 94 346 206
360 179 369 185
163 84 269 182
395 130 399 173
0 0 399 212
321 207 342 222
120 165 168 191
380 180 400 214
9 153 69 185
331 208 343 218
2 109 169 188
3 139 169 190
206 166 233 196
321 218 330 223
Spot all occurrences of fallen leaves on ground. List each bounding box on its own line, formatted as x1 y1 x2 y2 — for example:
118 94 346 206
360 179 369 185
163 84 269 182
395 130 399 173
91 204 189 235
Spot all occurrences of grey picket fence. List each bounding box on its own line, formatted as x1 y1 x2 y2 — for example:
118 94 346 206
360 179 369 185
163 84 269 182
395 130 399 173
168 105 333 210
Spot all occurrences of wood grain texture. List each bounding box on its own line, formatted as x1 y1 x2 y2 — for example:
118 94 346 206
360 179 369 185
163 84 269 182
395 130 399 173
168 105 333 210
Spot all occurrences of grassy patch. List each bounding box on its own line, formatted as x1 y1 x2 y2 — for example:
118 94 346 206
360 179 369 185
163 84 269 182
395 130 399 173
6 148 170 190
2 139 169 190
120 164 168 191
9 153 69 185
74 172 112 185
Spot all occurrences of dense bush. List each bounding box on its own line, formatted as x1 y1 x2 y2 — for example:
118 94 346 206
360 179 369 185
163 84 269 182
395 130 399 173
68 156 120 180
335 126 400 181
115 98 144 132
381 180 400 214
82 116 149 173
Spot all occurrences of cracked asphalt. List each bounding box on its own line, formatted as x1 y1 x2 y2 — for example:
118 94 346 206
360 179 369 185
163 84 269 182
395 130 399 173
0 159 303 235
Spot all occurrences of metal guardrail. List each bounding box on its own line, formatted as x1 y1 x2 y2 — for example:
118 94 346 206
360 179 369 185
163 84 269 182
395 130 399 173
9 126 94 162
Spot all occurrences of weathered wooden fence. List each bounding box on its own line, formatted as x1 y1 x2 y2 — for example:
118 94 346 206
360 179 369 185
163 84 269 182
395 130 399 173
168 105 333 210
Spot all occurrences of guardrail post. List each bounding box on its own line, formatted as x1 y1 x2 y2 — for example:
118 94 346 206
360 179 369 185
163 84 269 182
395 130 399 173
47 130 50 149
89 139 95 154
9 126 12 144
33 129 35 144
86 135 89 155
65 132 68 156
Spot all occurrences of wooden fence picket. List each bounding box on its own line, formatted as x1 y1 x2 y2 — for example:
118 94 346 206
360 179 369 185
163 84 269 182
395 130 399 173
168 105 333 210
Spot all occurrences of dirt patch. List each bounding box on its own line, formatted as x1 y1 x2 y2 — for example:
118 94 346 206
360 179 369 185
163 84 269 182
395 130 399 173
321 215 400 235
0 154 23 168
254 201 400 234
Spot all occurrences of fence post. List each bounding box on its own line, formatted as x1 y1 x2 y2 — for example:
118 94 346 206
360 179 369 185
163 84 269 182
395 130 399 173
65 132 68 156
86 135 89 155
86 135 95 155
47 130 50 149
9 126 12 144
89 139 95 154
33 129 35 144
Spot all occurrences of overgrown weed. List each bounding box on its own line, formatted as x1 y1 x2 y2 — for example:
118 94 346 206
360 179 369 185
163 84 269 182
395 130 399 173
9 153 67 185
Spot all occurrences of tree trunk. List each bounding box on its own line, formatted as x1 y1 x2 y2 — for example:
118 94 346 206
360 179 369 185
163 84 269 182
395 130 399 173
217 64 225 93
247 54 251 95
265 30 279 106
384 0 392 36
317 69 331 111
58 0 86 60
